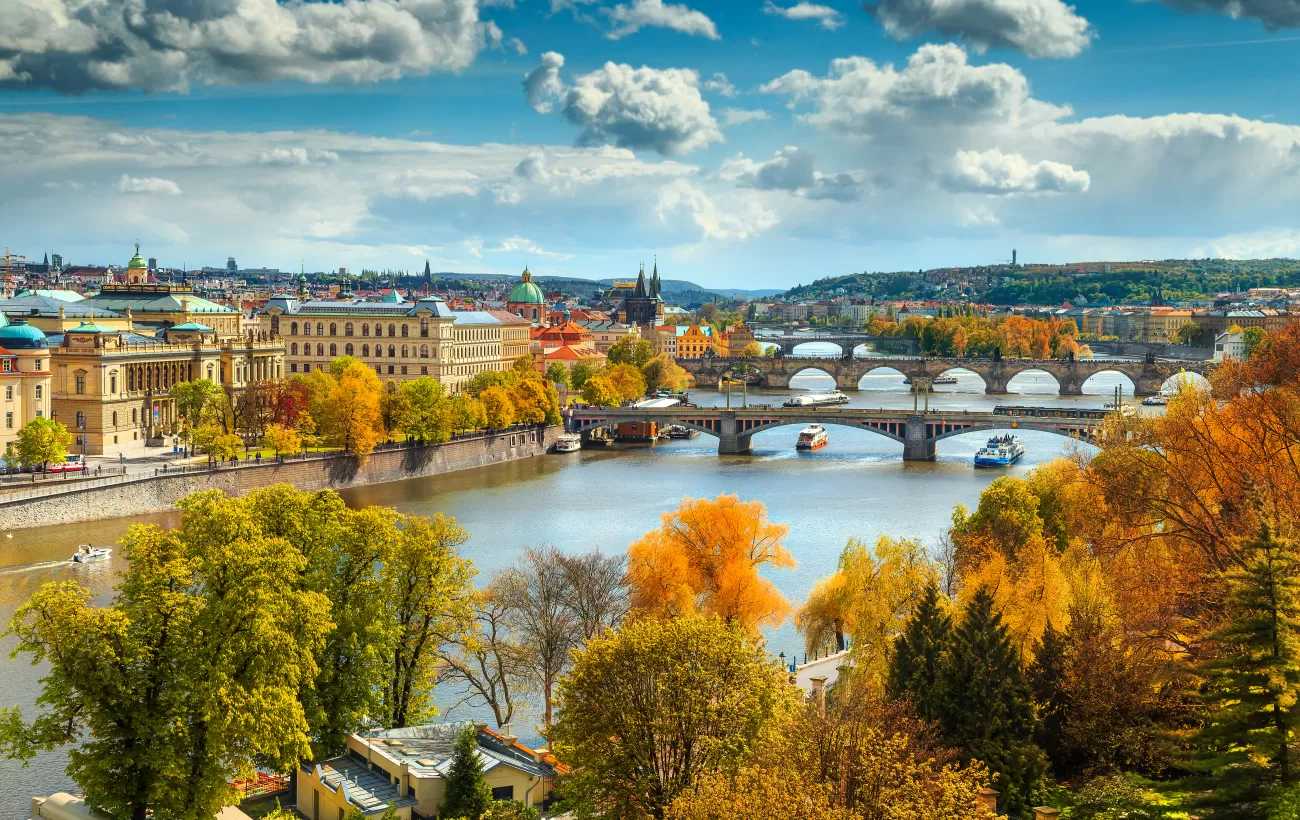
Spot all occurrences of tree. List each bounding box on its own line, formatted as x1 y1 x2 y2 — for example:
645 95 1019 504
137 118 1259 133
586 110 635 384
554 550 628 642
437 585 526 730
1174 320 1202 346
739 341 765 358
397 377 452 443
580 374 622 407
322 360 386 460
545 362 571 387
570 361 595 391
936 588 1046 816
14 417 72 470
642 354 688 393
193 423 243 461
606 363 647 402
441 724 492 820
170 379 226 433
1244 325 1267 355
550 615 794 820
1197 524 1300 786
497 546 577 727
449 394 486 434
481 385 516 430
260 423 302 457
381 514 477 728
0 491 330 820
607 334 654 368
887 580 954 724
627 494 796 631
1027 620 1069 775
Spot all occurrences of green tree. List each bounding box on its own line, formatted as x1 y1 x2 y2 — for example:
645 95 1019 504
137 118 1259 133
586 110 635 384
482 801 541 820
441 724 493 820
607 334 654 368
170 379 227 433
481 385 516 430
642 354 688 393
545 362 571 387
397 377 452 443
449 394 485 434
14 417 73 470
1244 326 1268 356
549 615 794 820
1197 524 1300 785
887 580 953 723
570 361 595 391
0 491 331 820
1028 620 1069 775
936 588 1046 815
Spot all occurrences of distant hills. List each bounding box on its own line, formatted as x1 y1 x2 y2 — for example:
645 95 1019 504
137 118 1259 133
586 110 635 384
426 271 782 302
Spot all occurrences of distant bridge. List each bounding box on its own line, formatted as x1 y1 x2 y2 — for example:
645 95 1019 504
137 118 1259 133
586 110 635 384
749 331 920 356
566 406 1110 461
679 355 1214 396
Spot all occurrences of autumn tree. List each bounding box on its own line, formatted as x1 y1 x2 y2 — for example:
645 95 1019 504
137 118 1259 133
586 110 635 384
481 385 516 430
739 341 765 358
642 353 689 393
607 334 654 368
260 423 302 457
606 362 647 402
14 417 73 470
321 360 386 460
0 491 331 820
449 393 486 434
627 494 796 631
437 585 526 729
497 546 577 727
580 373 622 407
397 376 452 443
550 615 794 820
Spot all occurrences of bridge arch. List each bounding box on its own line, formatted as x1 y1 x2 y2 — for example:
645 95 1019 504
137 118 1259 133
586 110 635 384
571 416 723 440
856 364 908 390
1161 370 1211 393
930 422 1096 444
737 418 906 444
932 366 987 392
1006 368 1062 395
790 366 839 386
790 340 843 357
1080 370 1137 395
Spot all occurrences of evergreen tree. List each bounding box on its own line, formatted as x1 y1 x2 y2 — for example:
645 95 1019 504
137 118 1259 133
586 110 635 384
937 588 1047 816
441 724 492 819
1197 524 1300 786
887 580 953 722
1028 620 1070 776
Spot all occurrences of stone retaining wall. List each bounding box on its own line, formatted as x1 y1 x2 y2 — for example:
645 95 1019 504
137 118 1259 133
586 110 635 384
0 425 560 531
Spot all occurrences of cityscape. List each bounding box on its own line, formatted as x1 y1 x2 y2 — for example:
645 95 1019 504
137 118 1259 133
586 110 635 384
3 1 1300 820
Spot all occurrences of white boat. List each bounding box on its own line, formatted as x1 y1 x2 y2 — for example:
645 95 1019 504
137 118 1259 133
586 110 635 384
71 544 112 563
796 425 829 451
904 375 959 385
553 433 582 453
783 391 850 408
1141 395 1168 406
974 435 1025 468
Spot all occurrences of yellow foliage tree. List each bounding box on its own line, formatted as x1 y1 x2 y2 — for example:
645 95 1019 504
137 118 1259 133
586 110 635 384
606 363 647 403
260 423 302 457
580 374 622 407
627 495 797 631
480 386 516 430
322 360 385 460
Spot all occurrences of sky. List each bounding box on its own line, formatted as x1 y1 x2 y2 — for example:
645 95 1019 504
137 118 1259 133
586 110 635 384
1 0 1300 289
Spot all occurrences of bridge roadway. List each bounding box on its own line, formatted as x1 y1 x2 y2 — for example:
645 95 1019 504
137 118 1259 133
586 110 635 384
566 406 1106 461
678 355 1214 396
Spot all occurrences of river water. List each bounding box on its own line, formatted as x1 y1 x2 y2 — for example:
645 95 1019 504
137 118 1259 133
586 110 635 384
0 347 1180 813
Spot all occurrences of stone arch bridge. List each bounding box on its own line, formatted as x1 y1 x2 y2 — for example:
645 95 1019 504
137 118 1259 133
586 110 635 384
566 406 1111 461
679 355 1213 396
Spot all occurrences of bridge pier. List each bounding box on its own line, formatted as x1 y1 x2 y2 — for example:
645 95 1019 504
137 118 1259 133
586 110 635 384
762 372 792 389
984 377 1010 395
835 373 862 391
718 413 754 455
903 415 936 462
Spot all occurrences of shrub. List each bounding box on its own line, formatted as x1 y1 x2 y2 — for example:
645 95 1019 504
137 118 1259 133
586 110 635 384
1073 775 1160 820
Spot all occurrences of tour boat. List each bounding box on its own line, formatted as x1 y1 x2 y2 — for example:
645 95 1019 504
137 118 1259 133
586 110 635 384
783 391 850 408
903 375 959 385
553 434 582 453
1141 395 1168 406
666 425 700 439
796 425 830 451
71 544 112 563
974 435 1025 468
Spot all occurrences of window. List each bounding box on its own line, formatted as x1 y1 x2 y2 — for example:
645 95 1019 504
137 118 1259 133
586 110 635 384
112 411 117 427
329 343 337 357
362 344 370 357
35 410 42 418
291 322 298 335
420 317 429 337
401 365 407 375
375 323 383 337
362 324 369 336
317 343 324 356
1 360 8 372
3 387 9 401
492 786 515 801
34 359 41 370
290 363 297 373
345 322 353 336
304 363 311 372
75 374 85 395
303 323 310 336
388 365 394 374
4 413 10 429
345 343 354 355
401 345 408 358
420 344 429 358
375 346 382 358
401 324 408 337
132 408 137 424
388 345 396 358
316 322 324 336
110 374 117 394
291 343 298 355
75 411 85 430
388 324 396 338
421 366 428 374
329 323 337 336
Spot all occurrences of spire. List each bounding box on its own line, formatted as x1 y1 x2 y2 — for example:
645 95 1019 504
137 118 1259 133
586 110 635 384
651 257 661 297
423 260 431 282
633 263 647 298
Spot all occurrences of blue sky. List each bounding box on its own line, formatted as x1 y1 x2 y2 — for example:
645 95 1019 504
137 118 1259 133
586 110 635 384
2 0 1299 288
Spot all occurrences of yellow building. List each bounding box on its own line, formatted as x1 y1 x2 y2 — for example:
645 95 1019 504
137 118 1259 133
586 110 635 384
48 321 285 457
0 319 53 457
297 723 559 819
715 325 757 357
674 324 714 359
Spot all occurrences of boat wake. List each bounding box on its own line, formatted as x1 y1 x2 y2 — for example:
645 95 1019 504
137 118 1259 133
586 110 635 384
0 560 73 576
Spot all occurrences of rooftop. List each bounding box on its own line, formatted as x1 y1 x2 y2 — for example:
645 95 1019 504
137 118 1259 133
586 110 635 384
355 722 547 780
310 756 419 814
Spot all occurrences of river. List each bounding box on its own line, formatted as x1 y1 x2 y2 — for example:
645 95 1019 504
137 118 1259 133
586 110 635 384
0 348 1174 813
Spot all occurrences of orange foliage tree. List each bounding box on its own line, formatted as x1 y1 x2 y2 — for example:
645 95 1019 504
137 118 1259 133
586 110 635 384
627 495 796 631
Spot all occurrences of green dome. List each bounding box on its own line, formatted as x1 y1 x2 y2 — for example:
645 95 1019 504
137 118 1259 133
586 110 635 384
67 321 116 334
128 244 147 269
508 268 546 305
169 322 213 332
0 319 48 349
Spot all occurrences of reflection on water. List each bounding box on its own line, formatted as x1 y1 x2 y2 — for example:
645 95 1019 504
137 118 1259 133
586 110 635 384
0 358 1131 811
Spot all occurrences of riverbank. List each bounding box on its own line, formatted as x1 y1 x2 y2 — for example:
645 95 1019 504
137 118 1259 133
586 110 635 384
0 424 560 532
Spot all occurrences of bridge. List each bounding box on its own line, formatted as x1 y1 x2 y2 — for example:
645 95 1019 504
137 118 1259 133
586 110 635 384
679 355 1214 396
751 332 921 356
566 406 1110 461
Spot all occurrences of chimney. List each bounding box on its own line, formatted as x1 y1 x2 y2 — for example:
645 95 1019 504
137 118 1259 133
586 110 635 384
500 723 517 745
977 788 999 815
1033 808 1060 820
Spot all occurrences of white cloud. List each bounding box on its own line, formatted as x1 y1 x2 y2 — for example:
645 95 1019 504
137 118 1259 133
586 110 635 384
524 53 723 156
0 0 499 94
257 147 341 166
1153 0 1300 28
702 72 738 97
491 235 574 259
116 175 183 195
656 180 778 241
721 108 770 126
942 148 1089 194
719 147 864 201
515 152 551 183
866 0 1093 58
507 37 528 55
602 0 720 39
1191 228 1300 259
763 1 847 30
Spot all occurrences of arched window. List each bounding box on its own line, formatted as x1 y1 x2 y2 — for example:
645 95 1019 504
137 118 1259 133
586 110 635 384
375 324 383 337
316 322 324 336
401 324 409 337
329 323 337 336
317 343 324 356
401 345 408 358
329 343 337 357
375 346 382 358
420 345 429 359
291 343 298 355
345 343 354 355
362 324 369 336
388 345 396 358
303 323 311 336
207 365 214 380
128 369 135 392
290 322 298 335
388 324 396 338
362 344 370 357
345 323 353 336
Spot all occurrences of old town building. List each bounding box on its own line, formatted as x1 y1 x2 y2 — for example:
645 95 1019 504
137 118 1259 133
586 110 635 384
506 267 547 323
0 319 53 457
674 324 714 359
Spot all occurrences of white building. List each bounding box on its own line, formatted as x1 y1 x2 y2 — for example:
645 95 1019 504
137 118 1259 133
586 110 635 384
1213 331 1249 362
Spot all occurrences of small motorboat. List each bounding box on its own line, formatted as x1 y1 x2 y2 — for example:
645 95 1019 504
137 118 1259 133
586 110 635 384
72 544 112 563
553 433 582 453
1141 395 1168 406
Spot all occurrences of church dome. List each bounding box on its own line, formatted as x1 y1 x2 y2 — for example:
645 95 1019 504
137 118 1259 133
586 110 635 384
508 267 545 305
0 319 48 349
127 244 147 270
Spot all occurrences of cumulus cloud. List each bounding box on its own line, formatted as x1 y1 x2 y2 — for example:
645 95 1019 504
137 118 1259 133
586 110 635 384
515 152 551 183
866 0 1093 58
116 175 183 195
720 147 863 201
702 72 738 97
0 0 499 94
721 108 770 126
763 1 847 30
1154 0 1300 28
942 148 1089 194
257 147 341 166
523 53 723 156
602 0 720 39
656 180 778 240
491 235 573 259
